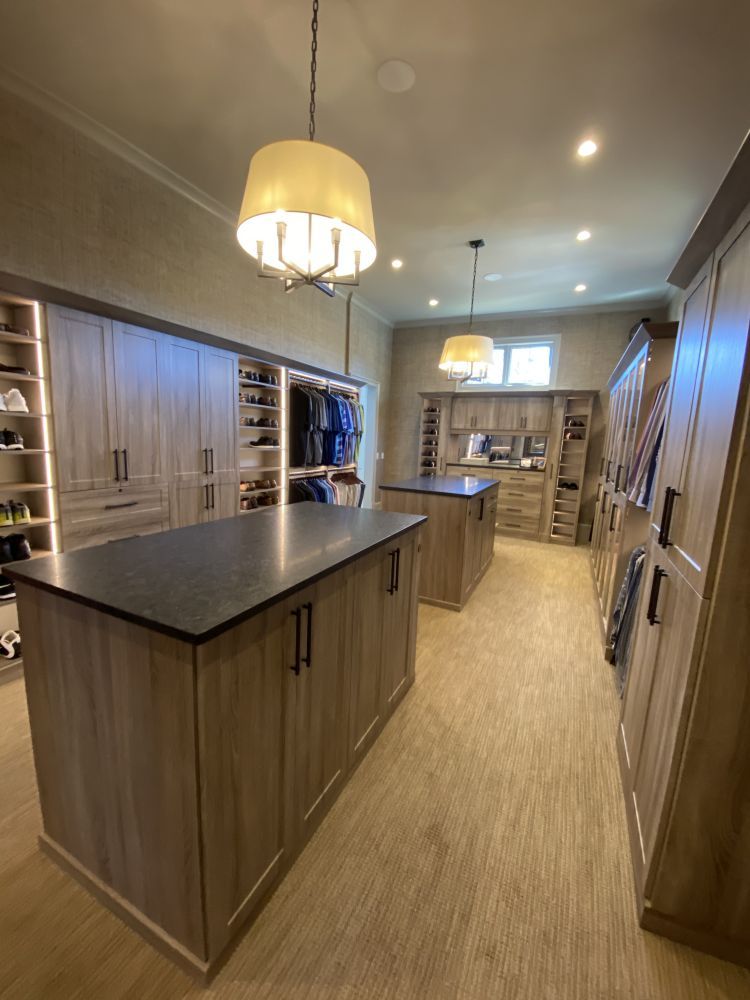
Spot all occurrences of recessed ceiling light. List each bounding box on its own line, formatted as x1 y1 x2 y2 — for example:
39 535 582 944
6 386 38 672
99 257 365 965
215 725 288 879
483 272 503 282
576 229 591 241
577 138 598 158
574 283 587 292
429 298 439 307
377 59 417 93
391 258 403 270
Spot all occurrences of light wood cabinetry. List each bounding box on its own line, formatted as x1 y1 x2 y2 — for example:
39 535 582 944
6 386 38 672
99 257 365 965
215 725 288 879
47 306 119 492
59 486 170 550
161 336 206 486
17 521 422 980
381 481 497 611
589 327 675 643
111 322 165 488
204 346 239 485
618 159 750 967
450 394 552 432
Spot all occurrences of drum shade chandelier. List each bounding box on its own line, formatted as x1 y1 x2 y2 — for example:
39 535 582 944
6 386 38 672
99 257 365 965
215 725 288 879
439 240 495 381
236 0 376 296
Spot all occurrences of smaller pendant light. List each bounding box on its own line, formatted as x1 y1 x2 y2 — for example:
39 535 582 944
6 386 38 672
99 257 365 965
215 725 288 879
439 240 494 381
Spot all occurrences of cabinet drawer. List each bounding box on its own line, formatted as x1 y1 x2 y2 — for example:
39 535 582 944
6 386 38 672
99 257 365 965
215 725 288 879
495 470 545 490
60 487 169 551
498 494 542 517
495 513 541 537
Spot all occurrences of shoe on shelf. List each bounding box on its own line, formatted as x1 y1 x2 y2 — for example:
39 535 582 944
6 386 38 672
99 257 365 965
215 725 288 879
7 533 31 560
0 429 24 450
0 323 30 337
0 363 31 375
0 575 15 602
0 628 21 657
5 389 28 413
11 501 30 524
240 497 251 511
0 502 12 526
240 416 257 427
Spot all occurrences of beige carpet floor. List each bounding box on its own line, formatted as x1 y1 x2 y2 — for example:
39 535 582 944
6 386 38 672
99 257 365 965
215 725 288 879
1 537 749 999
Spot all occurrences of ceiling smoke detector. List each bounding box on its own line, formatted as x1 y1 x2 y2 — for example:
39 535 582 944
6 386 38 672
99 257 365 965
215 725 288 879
377 59 417 93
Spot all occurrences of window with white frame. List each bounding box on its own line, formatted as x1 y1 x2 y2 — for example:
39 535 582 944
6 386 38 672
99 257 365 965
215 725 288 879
459 335 560 388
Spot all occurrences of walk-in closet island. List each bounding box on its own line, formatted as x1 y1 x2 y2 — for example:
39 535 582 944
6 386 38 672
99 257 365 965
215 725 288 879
8 503 424 981
380 475 497 610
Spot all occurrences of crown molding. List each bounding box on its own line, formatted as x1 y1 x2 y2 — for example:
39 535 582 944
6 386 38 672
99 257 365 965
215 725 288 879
0 67 394 329
393 296 671 329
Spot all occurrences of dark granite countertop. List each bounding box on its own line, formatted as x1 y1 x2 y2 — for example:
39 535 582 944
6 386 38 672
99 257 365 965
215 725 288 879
7 503 425 644
379 476 499 498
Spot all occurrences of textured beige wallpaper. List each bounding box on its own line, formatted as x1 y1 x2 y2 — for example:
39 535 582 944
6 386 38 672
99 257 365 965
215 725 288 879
385 308 666 530
0 87 392 452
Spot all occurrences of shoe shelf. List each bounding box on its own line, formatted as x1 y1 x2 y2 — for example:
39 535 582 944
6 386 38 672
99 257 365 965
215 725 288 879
238 402 281 413
242 444 281 452
549 396 593 546
239 485 282 496
0 293 60 631
416 397 444 477
288 463 357 478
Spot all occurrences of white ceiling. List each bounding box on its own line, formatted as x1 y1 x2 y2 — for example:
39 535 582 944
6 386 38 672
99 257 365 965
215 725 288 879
2 0 749 323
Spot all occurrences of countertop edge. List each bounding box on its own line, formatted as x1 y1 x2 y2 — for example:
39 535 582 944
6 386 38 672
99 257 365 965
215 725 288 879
379 480 499 497
8 517 426 645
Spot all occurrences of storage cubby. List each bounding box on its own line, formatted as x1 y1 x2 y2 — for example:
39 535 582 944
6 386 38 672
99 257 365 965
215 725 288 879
237 356 286 512
549 395 593 545
417 396 442 476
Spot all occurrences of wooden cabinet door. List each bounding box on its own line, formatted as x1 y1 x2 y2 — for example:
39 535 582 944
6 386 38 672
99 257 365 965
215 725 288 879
480 491 497 568
348 547 388 765
473 398 503 430
490 397 524 430
197 600 291 958
520 396 552 432
161 336 207 485
667 217 750 597
209 482 238 521
648 259 712 540
450 397 475 431
380 530 419 714
47 306 119 492
111 322 165 487
631 564 707 886
288 570 349 842
204 346 239 484
619 542 663 786
170 482 210 529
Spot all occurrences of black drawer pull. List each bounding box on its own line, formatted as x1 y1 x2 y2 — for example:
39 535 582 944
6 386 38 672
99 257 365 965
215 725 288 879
113 449 120 482
614 464 623 492
506 507 523 513
302 602 313 668
658 486 681 548
609 503 617 531
104 501 139 510
290 608 301 675
122 449 129 481
387 549 397 594
203 448 209 475
646 565 667 625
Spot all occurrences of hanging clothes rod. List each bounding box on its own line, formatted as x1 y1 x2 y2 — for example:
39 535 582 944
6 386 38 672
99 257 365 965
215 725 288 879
288 371 360 396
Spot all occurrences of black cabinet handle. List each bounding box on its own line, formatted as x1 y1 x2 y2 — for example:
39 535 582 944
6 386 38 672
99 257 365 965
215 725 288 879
104 501 138 510
211 483 215 509
609 503 617 532
394 547 401 593
658 486 681 548
113 449 120 482
210 447 215 474
614 464 623 492
290 608 301 675
479 498 485 522
606 459 612 482
204 484 210 510
646 565 667 625
302 602 313 668
122 448 129 481
203 448 209 475
387 550 397 594
600 456 605 475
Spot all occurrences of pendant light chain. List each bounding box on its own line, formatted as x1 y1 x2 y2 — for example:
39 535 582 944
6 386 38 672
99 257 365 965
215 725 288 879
308 0 319 141
468 243 479 331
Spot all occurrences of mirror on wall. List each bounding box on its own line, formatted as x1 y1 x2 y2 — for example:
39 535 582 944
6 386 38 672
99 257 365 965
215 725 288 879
458 433 547 469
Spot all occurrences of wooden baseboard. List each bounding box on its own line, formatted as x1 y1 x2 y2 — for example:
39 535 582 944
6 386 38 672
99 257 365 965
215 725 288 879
419 595 462 611
640 906 750 970
39 834 211 982
0 658 23 686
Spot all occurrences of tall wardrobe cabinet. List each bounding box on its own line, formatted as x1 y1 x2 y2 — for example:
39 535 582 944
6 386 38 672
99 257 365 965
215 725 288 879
618 149 750 969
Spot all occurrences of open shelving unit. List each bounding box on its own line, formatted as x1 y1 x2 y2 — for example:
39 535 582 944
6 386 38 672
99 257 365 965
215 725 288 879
0 292 59 678
237 355 286 512
417 397 443 476
549 395 593 545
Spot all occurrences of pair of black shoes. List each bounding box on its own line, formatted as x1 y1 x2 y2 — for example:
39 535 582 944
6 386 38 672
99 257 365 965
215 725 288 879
559 481 579 491
0 363 30 375
0 429 24 450
248 437 279 447
425 406 439 413
0 533 31 600
240 370 279 386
